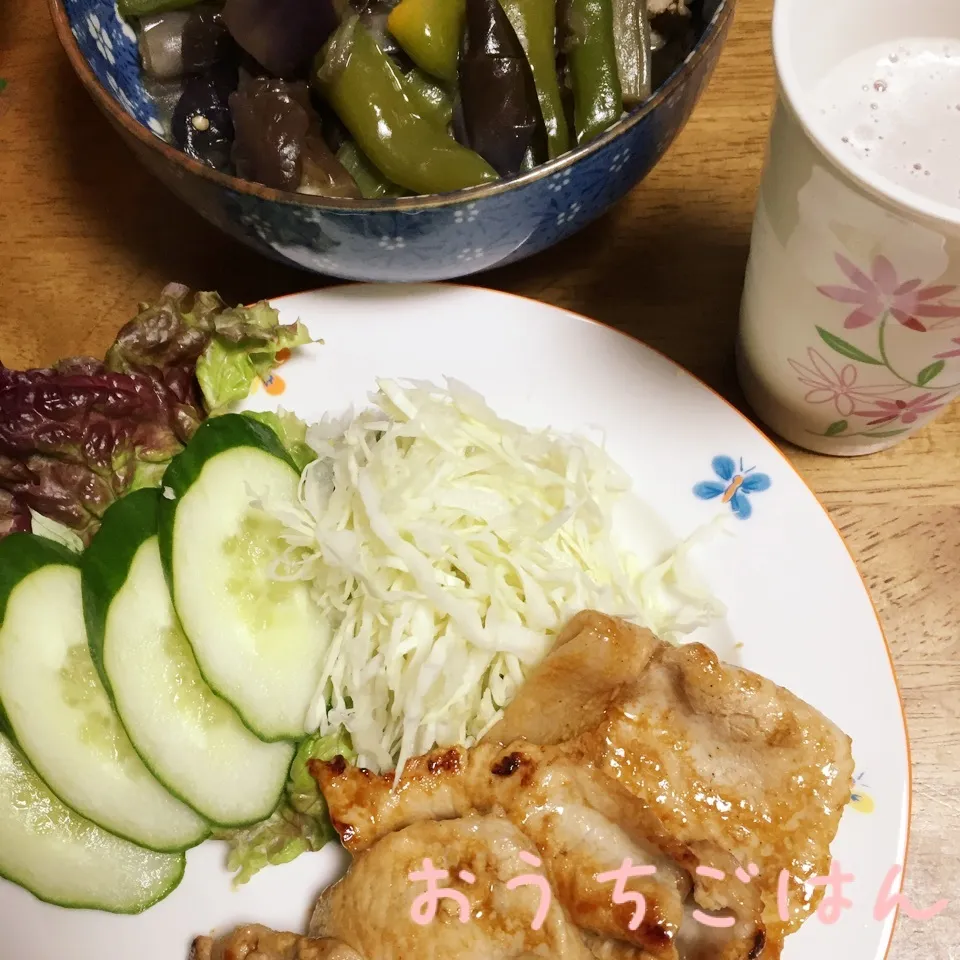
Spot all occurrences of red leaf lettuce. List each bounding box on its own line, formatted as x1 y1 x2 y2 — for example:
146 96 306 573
0 284 312 542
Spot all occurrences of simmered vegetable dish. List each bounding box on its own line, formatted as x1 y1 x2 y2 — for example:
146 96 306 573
122 0 703 198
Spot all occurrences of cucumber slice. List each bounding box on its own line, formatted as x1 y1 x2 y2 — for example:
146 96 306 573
83 491 295 827
159 415 329 741
0 732 184 913
0 535 209 853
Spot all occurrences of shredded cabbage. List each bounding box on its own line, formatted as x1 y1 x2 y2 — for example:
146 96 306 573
269 379 723 777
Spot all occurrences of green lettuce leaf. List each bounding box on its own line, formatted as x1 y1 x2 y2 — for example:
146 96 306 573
1 285 315 544
216 728 354 885
29 510 85 553
243 410 317 471
196 302 313 413
217 804 333 887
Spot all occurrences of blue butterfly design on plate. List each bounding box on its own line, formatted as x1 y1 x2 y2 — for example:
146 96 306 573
693 456 771 520
850 772 875 814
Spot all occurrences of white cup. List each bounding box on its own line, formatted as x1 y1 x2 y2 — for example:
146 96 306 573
738 0 960 455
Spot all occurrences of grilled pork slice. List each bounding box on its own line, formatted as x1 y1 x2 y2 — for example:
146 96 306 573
315 741 764 960
590 634 855 945
494 611 855 943
189 925 360 960
311 816 597 960
313 611 854 958
189 612 853 960
495 610 855 944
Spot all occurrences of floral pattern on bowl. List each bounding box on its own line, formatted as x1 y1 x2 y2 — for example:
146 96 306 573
66 0 161 133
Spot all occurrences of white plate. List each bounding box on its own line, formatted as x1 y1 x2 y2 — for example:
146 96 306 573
1 285 909 960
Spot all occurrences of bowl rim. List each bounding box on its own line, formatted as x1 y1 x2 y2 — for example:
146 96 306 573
48 0 735 212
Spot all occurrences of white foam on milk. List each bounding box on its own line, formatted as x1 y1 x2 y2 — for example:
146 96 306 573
813 38 960 208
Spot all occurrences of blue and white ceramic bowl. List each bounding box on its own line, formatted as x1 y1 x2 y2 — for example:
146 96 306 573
49 0 734 282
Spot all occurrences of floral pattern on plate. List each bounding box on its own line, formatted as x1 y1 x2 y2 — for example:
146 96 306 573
850 773 875 815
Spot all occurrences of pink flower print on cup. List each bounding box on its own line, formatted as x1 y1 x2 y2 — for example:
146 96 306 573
935 337 960 359
817 254 960 332
788 348 906 416
854 392 949 427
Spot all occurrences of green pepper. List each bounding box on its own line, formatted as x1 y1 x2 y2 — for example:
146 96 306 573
315 18 498 195
336 141 410 199
562 0 623 145
499 0 571 159
403 70 454 130
612 0 652 105
387 0 466 83
118 0 201 16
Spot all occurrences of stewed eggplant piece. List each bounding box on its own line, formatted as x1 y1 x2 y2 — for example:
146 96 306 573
172 62 238 169
498 0 571 158
222 0 341 76
230 77 311 188
650 3 697 89
300 132 363 198
458 0 545 177
230 75 360 195
139 11 191 79
139 6 233 80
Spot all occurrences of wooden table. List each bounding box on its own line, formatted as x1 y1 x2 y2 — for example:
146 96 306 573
1 0 957 955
